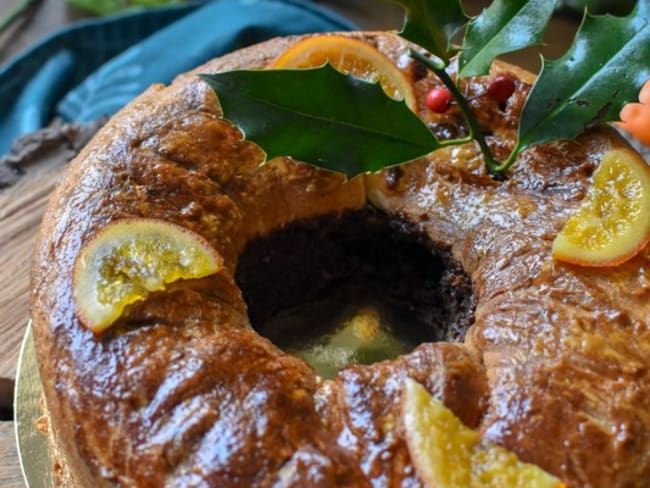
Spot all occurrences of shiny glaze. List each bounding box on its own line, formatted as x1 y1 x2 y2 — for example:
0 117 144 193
31 33 649 487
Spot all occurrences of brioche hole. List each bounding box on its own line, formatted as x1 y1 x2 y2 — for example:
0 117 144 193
235 208 475 379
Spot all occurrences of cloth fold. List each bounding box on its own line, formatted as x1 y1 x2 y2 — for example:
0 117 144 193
0 0 355 156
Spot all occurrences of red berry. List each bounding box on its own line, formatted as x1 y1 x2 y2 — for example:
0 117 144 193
426 87 453 113
487 76 515 103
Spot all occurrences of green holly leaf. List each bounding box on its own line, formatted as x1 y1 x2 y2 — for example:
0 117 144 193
66 0 182 16
459 0 557 77
516 1 650 155
199 65 440 179
558 0 636 15
389 0 467 64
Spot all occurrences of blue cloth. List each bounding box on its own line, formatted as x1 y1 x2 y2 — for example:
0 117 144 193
0 0 354 156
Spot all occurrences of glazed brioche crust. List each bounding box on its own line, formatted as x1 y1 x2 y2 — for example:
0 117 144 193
31 32 650 487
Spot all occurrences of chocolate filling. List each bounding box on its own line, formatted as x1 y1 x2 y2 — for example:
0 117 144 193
235 207 475 377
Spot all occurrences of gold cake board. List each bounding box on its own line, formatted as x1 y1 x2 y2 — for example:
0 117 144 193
14 322 54 487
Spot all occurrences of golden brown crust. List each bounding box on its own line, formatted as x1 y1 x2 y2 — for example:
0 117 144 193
31 32 649 487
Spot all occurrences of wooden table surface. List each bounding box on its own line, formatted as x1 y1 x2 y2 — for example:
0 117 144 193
0 1 579 485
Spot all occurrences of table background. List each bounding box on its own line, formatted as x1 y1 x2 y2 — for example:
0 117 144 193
0 0 580 485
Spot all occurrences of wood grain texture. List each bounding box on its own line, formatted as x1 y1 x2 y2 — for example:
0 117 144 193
0 0 86 66
0 158 65 380
0 422 23 488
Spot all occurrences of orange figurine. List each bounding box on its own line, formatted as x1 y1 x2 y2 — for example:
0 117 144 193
617 79 650 146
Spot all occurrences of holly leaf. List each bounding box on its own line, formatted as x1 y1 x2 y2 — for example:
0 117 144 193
516 1 650 154
557 0 637 15
389 0 467 63
66 0 181 16
459 0 557 77
199 65 440 179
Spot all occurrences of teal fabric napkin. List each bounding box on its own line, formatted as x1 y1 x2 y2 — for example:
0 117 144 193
0 0 355 156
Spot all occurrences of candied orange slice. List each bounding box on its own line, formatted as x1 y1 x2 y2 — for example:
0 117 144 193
402 379 564 488
552 148 650 266
271 34 416 110
73 218 223 333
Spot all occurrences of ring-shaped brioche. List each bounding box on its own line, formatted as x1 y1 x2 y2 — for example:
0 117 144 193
30 32 650 487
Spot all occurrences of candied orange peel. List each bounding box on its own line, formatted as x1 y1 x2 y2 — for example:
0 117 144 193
73 218 223 333
401 378 565 488
271 34 416 111
552 148 650 267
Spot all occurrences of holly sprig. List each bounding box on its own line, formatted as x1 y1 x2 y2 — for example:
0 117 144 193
65 0 182 16
201 0 650 178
